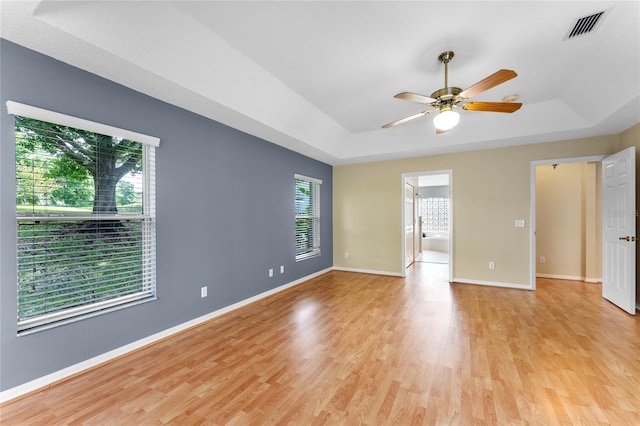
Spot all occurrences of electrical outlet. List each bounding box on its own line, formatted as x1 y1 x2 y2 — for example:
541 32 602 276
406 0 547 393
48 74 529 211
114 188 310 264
269 268 273 277
489 261 495 270
280 265 284 274
344 252 349 258
540 256 546 264
515 219 526 228
201 286 207 298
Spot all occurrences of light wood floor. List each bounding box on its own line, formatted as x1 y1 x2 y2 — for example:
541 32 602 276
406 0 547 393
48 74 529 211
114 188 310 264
2 263 639 425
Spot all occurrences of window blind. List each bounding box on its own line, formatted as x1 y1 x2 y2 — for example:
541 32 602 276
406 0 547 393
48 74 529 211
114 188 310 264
10 104 158 333
295 174 321 261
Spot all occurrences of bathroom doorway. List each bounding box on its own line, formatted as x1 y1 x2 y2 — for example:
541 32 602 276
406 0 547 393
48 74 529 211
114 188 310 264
402 170 453 282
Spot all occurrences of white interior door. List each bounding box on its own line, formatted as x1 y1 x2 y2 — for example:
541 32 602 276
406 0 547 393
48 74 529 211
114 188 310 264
405 182 415 268
602 146 636 314
414 192 421 258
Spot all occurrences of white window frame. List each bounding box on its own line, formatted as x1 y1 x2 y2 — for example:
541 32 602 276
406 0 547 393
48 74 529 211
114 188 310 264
7 101 159 334
295 174 322 261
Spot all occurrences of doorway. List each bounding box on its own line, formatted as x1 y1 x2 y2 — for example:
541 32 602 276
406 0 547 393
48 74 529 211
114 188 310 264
530 149 636 314
530 155 605 289
535 161 602 282
402 170 453 282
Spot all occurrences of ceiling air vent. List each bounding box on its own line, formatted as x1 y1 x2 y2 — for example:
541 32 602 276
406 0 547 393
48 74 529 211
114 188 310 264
566 11 605 39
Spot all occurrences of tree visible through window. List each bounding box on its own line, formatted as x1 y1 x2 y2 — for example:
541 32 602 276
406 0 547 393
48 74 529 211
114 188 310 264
13 110 157 333
295 174 321 261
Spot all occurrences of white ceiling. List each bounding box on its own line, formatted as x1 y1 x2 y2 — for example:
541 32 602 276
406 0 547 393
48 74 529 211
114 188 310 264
1 1 638 165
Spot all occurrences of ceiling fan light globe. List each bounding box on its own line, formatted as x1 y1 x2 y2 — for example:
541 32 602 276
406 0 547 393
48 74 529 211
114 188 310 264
433 110 460 131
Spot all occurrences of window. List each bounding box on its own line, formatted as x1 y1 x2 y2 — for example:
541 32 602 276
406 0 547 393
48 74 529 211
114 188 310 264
295 174 321 261
421 197 449 234
8 101 159 333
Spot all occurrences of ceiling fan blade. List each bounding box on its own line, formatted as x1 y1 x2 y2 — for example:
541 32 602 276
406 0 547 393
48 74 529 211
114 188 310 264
458 69 518 99
394 92 437 104
382 109 436 128
462 101 522 113
436 128 449 135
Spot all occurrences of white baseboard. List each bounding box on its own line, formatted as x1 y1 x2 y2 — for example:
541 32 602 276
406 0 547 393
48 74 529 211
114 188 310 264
453 278 531 290
0 267 332 404
584 277 603 283
536 273 586 281
332 266 403 277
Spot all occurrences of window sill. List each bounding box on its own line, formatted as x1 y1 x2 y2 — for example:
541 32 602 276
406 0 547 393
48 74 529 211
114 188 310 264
17 295 157 336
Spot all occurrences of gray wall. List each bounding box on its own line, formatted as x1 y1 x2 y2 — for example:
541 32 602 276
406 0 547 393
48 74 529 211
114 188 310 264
0 39 333 391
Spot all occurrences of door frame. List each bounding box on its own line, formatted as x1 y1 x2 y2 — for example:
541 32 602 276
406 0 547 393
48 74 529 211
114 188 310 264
529 154 606 290
401 169 453 282
404 180 417 269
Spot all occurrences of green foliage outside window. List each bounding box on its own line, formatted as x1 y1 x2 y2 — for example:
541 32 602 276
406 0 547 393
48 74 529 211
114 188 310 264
15 116 153 330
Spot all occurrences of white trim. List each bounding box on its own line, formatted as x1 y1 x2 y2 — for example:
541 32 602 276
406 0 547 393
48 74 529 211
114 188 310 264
294 249 321 262
533 274 603 283
6 101 160 147
294 173 322 184
0 267 331 404
400 177 407 276
18 295 156 336
332 266 403 277
536 273 585 281
530 162 536 290
294 175 322 261
453 278 531 290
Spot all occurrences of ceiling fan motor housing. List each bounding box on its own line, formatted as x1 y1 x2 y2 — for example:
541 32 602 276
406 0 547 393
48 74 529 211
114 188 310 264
430 87 462 112
430 87 462 100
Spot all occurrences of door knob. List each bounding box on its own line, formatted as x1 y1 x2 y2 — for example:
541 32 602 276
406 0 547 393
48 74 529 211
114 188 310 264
619 236 630 241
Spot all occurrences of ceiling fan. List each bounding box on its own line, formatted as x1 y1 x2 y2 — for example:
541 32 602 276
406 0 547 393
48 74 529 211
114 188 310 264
382 51 522 133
